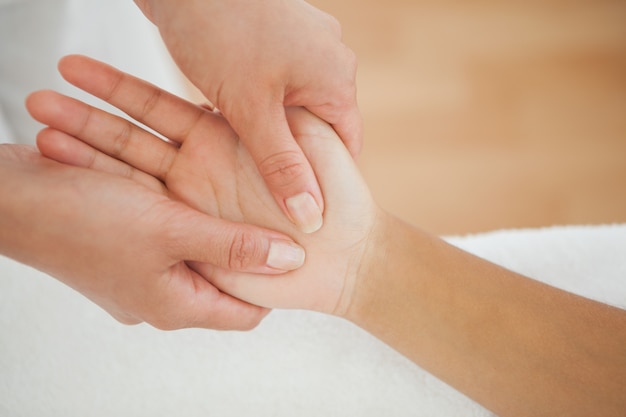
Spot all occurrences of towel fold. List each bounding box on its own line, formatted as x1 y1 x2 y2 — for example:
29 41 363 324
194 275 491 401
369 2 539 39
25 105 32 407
1 224 624 416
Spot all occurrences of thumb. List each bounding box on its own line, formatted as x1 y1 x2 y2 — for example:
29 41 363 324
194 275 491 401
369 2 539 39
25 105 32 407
227 100 325 234
163 206 306 274
161 269 271 331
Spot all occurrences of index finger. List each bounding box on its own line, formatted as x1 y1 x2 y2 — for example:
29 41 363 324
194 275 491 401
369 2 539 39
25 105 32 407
57 54 208 145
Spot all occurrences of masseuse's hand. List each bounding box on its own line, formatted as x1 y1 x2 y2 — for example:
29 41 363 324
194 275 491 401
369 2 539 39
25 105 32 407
0 143 296 330
134 0 362 233
29 55 374 315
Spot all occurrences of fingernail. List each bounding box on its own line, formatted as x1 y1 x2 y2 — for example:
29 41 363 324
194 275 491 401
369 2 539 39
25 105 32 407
266 240 306 271
285 192 323 233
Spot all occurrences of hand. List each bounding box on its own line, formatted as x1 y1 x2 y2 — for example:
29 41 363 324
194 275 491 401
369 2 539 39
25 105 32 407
27 56 626 416
134 0 362 233
0 143 290 330
28 55 376 315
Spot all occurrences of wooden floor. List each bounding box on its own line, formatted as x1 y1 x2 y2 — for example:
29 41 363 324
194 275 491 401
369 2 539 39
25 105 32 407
311 0 626 234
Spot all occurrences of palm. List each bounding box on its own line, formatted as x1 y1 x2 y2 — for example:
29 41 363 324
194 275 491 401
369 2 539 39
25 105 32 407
167 116 277 227
0 143 266 329
172 108 375 314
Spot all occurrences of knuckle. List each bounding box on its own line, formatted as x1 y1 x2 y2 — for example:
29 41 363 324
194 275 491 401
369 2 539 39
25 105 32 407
322 12 343 37
334 46 358 82
154 147 176 180
102 70 124 102
335 84 357 108
84 147 99 169
343 47 358 73
138 86 163 120
122 163 137 180
76 106 94 137
325 83 358 118
257 150 308 191
110 120 133 158
228 230 263 271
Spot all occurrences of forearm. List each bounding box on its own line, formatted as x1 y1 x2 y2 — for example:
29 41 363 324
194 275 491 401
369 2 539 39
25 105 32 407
348 213 626 417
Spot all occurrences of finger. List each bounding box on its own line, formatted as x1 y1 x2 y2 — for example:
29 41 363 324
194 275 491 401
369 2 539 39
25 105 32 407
307 102 363 159
185 278 271 331
148 269 270 331
163 207 306 274
26 90 177 182
301 90 363 160
327 104 364 159
193 262 301 311
226 99 325 234
36 127 165 193
57 54 209 144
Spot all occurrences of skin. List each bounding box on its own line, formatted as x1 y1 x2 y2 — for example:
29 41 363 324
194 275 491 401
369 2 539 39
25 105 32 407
0 144 274 330
134 0 362 233
29 55 626 417
27 55 368 315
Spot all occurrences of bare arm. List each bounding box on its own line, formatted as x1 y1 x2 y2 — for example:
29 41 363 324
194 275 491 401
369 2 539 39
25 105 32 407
29 55 626 416
351 214 626 417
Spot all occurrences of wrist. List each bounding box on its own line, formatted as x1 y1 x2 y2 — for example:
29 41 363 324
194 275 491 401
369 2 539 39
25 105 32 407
343 212 444 336
341 210 409 324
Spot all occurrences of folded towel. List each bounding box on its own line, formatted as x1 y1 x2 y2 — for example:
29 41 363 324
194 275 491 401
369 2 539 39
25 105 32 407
1 224 624 416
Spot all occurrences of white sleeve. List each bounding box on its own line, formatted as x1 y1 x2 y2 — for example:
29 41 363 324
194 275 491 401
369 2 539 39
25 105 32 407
0 0 185 145
0 103 15 144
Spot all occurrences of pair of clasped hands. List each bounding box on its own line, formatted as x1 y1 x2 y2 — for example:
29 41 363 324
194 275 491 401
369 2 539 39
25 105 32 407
23 54 371 330
12 2 626 414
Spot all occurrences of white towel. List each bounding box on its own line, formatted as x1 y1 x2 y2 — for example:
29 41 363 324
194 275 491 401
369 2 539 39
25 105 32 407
1 224 624 416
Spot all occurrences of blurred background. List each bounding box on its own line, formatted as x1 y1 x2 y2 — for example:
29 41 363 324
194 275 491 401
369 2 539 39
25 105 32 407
309 0 626 235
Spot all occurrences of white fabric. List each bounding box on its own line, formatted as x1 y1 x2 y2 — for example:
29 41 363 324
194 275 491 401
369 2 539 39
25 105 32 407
0 0 185 144
0 102 13 142
1 224 624 416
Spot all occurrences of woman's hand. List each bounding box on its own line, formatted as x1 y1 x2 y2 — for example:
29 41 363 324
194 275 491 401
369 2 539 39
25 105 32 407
134 0 362 234
27 55 377 316
0 144 274 330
